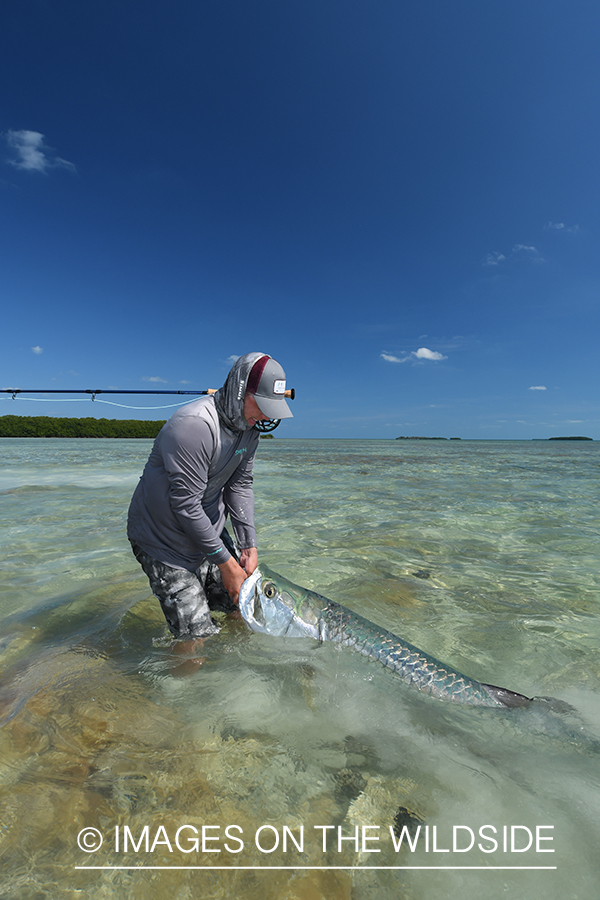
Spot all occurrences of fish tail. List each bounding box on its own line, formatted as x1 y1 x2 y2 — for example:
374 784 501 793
481 683 531 708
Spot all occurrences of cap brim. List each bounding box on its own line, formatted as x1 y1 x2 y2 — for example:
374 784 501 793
255 396 293 419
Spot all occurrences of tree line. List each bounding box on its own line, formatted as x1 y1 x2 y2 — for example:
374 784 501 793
0 415 166 438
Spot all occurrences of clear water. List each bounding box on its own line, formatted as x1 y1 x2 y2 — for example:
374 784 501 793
0 438 599 900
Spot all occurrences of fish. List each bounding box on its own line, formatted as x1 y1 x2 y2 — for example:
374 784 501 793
238 565 531 709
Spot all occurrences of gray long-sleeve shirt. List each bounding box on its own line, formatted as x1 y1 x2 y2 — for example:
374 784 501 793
127 396 259 570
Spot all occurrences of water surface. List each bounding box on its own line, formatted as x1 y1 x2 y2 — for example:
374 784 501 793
0 438 598 899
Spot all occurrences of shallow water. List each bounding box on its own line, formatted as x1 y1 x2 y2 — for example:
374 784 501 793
0 438 599 899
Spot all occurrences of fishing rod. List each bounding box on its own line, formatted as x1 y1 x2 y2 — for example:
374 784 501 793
1 387 296 433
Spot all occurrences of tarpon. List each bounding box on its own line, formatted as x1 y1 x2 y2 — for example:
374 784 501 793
238 565 531 709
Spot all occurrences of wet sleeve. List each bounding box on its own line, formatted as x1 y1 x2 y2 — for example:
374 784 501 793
160 416 231 564
223 449 257 550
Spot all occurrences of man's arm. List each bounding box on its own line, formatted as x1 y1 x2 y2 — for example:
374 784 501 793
218 556 245 600
223 445 258 556
239 547 258 574
162 415 232 564
220 447 259 600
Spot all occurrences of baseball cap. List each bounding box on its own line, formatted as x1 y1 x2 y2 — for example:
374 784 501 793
246 355 293 419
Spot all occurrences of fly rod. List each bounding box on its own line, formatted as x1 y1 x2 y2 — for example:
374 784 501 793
1 388 295 397
1 387 295 432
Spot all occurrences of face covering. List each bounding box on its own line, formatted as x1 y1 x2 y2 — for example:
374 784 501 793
213 352 267 433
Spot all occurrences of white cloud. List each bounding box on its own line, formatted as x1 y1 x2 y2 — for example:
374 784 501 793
528 385 547 391
484 251 506 266
381 352 408 364
483 244 544 267
512 244 545 263
381 347 447 364
513 244 542 257
414 347 446 361
142 376 168 383
226 354 240 364
31 346 43 354
544 221 579 234
5 130 75 173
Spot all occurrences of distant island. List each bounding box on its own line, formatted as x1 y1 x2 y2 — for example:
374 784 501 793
0 415 281 439
395 436 459 441
548 436 593 441
0 415 166 438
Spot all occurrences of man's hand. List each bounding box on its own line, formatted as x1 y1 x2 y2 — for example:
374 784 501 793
217 555 249 604
239 547 258 575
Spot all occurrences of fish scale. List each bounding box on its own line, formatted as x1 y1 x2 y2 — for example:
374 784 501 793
239 564 531 709
321 599 510 705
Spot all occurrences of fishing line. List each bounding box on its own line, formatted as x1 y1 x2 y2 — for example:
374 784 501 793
1 395 207 411
94 399 200 410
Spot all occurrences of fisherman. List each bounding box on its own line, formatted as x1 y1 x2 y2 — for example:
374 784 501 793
127 353 292 641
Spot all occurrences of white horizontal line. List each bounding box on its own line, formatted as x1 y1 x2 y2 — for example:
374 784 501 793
75 865 557 871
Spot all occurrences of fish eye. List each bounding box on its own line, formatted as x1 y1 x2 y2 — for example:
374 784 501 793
263 582 277 599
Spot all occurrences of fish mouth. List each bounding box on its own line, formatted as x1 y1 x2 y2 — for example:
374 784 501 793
239 569 262 626
252 585 266 626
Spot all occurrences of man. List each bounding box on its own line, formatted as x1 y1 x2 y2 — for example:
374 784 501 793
127 352 292 640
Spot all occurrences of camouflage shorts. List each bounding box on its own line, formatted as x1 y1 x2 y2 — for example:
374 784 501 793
130 533 238 639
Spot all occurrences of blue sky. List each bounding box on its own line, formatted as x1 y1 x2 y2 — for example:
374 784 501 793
1 0 599 438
